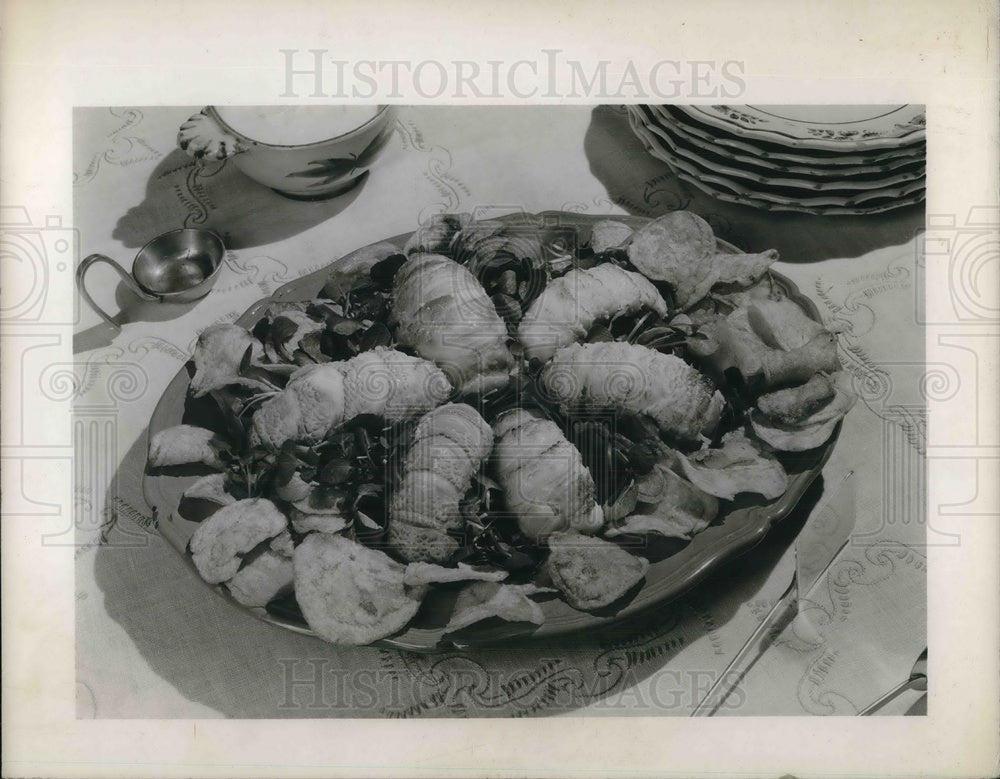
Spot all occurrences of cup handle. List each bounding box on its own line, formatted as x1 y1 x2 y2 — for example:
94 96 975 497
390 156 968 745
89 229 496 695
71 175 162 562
76 253 158 330
177 109 247 161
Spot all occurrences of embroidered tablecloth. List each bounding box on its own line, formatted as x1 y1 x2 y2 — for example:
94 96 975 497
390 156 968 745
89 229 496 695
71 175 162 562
69 105 928 718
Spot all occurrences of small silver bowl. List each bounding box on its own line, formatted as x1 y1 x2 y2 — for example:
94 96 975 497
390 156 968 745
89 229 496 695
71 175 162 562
76 228 226 329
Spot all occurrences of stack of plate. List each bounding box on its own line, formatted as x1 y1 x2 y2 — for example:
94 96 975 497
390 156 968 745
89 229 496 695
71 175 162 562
627 105 926 216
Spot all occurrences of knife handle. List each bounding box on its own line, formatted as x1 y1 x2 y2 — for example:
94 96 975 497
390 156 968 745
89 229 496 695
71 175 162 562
690 578 799 717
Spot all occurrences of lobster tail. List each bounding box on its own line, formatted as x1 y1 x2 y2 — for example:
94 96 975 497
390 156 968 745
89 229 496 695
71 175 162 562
388 403 493 563
393 254 515 395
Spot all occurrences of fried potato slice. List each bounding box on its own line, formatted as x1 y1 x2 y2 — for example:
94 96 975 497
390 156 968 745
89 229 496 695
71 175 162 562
227 549 294 608
755 373 837 425
627 211 717 307
751 372 857 451
183 473 235 505
293 534 426 645
712 249 779 287
189 498 288 584
627 211 781 309
545 532 648 611
687 300 840 389
402 562 509 588
741 298 826 352
606 465 718 540
189 323 267 397
590 219 635 253
444 582 549 633
759 331 840 388
678 431 789 501
269 529 295 557
148 424 227 469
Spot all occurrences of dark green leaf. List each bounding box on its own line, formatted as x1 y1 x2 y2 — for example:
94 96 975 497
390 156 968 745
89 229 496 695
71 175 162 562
275 448 299 486
270 316 299 345
369 253 407 287
238 344 254 375
357 321 392 351
317 459 353 485
297 331 329 363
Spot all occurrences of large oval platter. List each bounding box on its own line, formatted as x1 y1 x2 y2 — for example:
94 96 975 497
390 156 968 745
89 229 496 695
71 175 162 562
143 211 839 652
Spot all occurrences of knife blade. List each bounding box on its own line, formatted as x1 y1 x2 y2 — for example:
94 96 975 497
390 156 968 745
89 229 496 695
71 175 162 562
690 470 856 716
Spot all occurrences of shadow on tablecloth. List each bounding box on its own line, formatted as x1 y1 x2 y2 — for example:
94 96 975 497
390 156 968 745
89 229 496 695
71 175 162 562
583 106 925 261
73 149 372 354
87 429 820 718
111 149 369 251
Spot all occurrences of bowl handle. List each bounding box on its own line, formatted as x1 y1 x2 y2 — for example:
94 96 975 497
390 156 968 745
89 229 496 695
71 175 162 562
177 109 247 161
76 253 158 330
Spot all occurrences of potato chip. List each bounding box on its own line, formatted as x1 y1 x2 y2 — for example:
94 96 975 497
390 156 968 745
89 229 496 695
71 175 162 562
444 582 547 633
742 298 827 351
627 211 717 307
678 431 789 501
182 473 235 505
755 373 837 425
751 373 857 451
760 331 840 388
189 498 288 584
712 248 779 287
590 219 635 253
606 465 718 540
189 323 267 397
148 424 226 469
402 562 509 587
293 533 425 645
604 511 709 540
227 549 294 608
269 530 295 557
546 532 648 610
688 303 840 389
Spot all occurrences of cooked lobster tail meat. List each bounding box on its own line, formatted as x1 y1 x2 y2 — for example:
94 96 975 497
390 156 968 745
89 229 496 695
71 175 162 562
492 409 604 540
518 263 668 362
249 347 451 449
539 341 724 442
392 253 515 395
388 403 494 563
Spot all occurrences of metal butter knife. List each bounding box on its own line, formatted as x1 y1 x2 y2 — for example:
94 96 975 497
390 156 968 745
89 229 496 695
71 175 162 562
690 470 856 716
